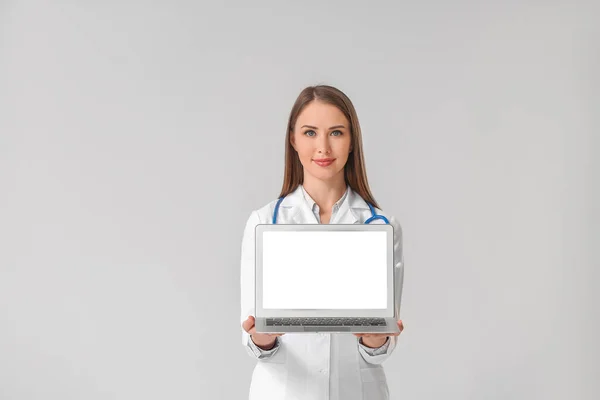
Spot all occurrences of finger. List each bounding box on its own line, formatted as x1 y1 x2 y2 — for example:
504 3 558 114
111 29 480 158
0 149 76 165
398 320 404 332
242 316 255 333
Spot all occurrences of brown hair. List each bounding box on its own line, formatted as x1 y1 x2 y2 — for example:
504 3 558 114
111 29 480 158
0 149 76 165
278 84 381 209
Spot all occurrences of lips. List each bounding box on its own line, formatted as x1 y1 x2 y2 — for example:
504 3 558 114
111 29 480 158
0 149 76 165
313 158 335 167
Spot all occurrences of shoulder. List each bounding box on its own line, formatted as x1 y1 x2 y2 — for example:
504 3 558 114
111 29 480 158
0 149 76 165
245 186 303 226
371 208 404 262
254 199 280 224
243 198 281 228
370 205 403 238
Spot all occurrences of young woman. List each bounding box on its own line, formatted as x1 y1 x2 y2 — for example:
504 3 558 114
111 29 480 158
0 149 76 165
240 85 405 400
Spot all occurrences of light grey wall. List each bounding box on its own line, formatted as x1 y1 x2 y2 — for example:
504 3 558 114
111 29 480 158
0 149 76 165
0 1 597 399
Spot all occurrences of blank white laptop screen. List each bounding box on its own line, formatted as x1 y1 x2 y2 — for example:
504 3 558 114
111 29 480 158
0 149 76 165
262 231 387 309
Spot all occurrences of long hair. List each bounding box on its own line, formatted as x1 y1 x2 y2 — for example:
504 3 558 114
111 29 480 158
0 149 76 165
279 84 381 209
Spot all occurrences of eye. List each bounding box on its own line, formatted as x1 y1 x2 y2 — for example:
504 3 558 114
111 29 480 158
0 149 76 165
331 130 343 136
304 130 316 137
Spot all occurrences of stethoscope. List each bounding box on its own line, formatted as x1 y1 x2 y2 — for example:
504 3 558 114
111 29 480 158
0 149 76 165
272 193 390 224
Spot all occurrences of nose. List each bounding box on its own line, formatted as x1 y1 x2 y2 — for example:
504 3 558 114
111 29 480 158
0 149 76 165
317 135 331 155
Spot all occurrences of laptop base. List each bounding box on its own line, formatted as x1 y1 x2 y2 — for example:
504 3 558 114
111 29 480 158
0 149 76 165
255 317 400 334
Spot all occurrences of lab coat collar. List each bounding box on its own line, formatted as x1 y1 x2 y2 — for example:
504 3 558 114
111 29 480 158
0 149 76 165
281 184 370 224
300 184 350 215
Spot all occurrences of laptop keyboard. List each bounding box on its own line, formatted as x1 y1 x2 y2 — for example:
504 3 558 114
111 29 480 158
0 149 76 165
266 317 386 327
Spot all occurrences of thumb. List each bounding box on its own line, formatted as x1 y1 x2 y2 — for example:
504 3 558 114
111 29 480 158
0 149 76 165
242 316 255 332
397 320 404 331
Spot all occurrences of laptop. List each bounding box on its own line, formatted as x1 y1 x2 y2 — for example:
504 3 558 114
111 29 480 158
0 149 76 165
254 223 400 334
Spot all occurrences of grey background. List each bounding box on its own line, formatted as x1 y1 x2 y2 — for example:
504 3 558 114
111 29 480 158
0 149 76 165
0 1 598 399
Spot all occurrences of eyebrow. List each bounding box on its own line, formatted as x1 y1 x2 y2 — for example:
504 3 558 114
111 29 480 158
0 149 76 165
300 125 346 130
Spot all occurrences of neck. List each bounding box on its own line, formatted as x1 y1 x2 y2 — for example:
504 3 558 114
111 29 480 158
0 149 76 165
302 172 347 212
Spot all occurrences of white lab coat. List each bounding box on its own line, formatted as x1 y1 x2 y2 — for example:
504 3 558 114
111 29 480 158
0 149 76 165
240 185 404 400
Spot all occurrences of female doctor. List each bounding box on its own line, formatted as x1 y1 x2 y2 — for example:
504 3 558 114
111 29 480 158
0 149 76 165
240 85 405 400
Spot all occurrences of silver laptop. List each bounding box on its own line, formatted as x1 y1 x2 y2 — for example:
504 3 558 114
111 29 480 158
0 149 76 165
254 224 400 334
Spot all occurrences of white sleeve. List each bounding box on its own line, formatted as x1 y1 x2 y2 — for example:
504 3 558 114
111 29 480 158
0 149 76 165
240 210 281 360
358 215 404 365
358 336 391 356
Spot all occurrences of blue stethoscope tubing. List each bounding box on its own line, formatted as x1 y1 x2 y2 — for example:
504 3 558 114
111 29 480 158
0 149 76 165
272 194 390 224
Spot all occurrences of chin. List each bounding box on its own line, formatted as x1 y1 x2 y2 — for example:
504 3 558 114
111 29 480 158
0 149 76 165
306 167 344 182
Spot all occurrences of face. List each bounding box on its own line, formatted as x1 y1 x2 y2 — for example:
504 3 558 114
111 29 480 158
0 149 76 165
290 101 353 182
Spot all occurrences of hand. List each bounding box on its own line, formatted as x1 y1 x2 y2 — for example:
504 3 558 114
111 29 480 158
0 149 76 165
353 320 405 348
242 316 285 350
